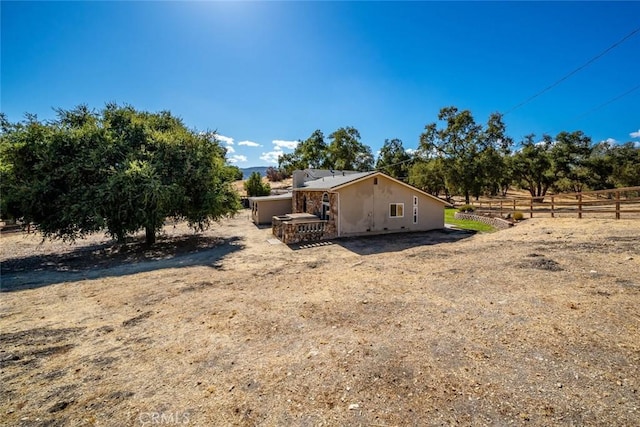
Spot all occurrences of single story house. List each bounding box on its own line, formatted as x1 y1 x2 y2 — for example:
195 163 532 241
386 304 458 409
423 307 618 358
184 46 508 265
249 193 292 225
273 170 451 244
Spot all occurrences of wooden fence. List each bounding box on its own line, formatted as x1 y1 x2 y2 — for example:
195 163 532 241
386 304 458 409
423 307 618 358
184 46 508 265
469 186 640 220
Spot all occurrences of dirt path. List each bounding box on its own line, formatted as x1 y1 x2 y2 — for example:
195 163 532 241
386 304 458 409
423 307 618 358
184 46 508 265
1 214 639 426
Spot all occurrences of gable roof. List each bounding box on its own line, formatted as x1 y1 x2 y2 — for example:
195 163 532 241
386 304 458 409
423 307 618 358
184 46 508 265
299 171 451 206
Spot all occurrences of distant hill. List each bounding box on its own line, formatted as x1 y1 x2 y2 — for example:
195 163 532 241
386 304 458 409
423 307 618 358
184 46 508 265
240 166 269 180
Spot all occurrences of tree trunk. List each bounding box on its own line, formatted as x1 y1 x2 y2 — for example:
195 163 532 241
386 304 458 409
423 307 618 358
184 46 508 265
464 190 470 205
145 226 156 245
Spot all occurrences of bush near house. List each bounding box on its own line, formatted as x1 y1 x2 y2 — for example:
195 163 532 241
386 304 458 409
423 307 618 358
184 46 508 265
244 172 271 197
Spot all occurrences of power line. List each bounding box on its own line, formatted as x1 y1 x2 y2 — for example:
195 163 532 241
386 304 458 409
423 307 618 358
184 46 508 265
539 83 640 137
504 26 640 116
570 84 640 122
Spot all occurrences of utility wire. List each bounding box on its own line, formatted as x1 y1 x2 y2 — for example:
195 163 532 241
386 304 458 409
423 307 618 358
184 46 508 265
570 84 640 122
376 83 639 170
539 83 640 137
504 27 640 116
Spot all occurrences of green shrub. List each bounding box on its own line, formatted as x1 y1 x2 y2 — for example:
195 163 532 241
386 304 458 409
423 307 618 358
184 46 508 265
244 172 271 197
513 211 524 221
457 204 475 213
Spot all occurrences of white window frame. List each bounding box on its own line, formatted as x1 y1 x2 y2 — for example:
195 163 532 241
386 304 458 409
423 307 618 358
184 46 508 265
389 203 404 218
413 206 418 224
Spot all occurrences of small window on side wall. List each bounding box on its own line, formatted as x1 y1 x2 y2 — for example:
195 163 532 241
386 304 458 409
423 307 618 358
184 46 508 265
374 177 378 185
389 203 404 218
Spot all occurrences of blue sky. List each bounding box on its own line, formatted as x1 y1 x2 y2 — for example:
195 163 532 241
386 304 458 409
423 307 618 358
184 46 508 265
2 1 639 167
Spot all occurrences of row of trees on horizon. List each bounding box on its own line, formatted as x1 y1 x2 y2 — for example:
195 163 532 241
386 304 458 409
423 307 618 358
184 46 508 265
275 106 640 203
1 103 638 245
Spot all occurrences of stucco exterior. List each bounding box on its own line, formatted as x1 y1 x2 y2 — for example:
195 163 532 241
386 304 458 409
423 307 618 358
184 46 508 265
280 171 448 241
333 174 445 236
249 194 293 225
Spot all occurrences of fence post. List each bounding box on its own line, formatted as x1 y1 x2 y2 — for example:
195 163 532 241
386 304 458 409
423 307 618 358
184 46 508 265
551 196 555 218
530 198 533 218
616 191 620 220
578 194 582 219
500 200 503 216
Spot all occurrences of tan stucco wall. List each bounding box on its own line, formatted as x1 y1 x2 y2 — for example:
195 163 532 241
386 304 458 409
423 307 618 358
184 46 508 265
252 198 292 225
336 175 445 236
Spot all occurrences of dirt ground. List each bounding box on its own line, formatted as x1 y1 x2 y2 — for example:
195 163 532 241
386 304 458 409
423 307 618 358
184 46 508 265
1 212 639 426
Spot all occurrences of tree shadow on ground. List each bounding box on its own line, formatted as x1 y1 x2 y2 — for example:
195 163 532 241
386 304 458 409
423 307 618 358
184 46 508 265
289 228 475 255
0 235 245 292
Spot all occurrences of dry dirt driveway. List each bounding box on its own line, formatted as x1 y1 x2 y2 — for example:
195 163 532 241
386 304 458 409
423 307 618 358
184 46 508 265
1 213 639 426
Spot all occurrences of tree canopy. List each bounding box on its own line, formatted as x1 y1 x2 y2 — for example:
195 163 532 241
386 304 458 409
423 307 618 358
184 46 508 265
375 138 412 179
278 127 375 174
0 104 240 245
327 127 374 171
417 107 511 203
244 171 271 197
511 135 555 200
278 130 327 175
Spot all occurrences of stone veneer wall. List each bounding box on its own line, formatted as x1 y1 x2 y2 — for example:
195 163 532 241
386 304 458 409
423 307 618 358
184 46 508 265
281 221 327 244
453 212 513 229
293 190 338 239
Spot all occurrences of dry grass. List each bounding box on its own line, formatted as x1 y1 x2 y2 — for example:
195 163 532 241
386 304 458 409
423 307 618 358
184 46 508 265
233 178 292 197
1 214 639 426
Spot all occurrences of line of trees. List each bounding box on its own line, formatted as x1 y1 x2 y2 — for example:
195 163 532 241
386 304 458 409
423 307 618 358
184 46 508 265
275 107 640 203
0 104 240 245
278 127 374 175
410 108 639 202
2 103 637 245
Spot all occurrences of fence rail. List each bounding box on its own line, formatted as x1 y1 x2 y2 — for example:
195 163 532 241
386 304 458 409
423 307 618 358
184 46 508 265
469 186 640 220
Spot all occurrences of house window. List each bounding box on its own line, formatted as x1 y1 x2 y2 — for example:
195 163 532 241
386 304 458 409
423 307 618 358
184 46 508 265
413 206 418 224
389 203 404 218
413 196 418 206
374 177 378 185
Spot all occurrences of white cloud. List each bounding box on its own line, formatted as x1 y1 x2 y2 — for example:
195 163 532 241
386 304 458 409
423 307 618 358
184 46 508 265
273 139 299 150
260 149 284 164
238 140 261 147
405 148 417 155
228 154 247 163
535 139 557 147
598 138 617 149
217 134 234 146
226 145 236 154
630 129 640 138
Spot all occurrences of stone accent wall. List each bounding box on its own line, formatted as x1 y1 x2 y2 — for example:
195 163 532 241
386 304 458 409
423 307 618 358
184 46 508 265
454 212 513 229
293 190 338 239
281 221 327 244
